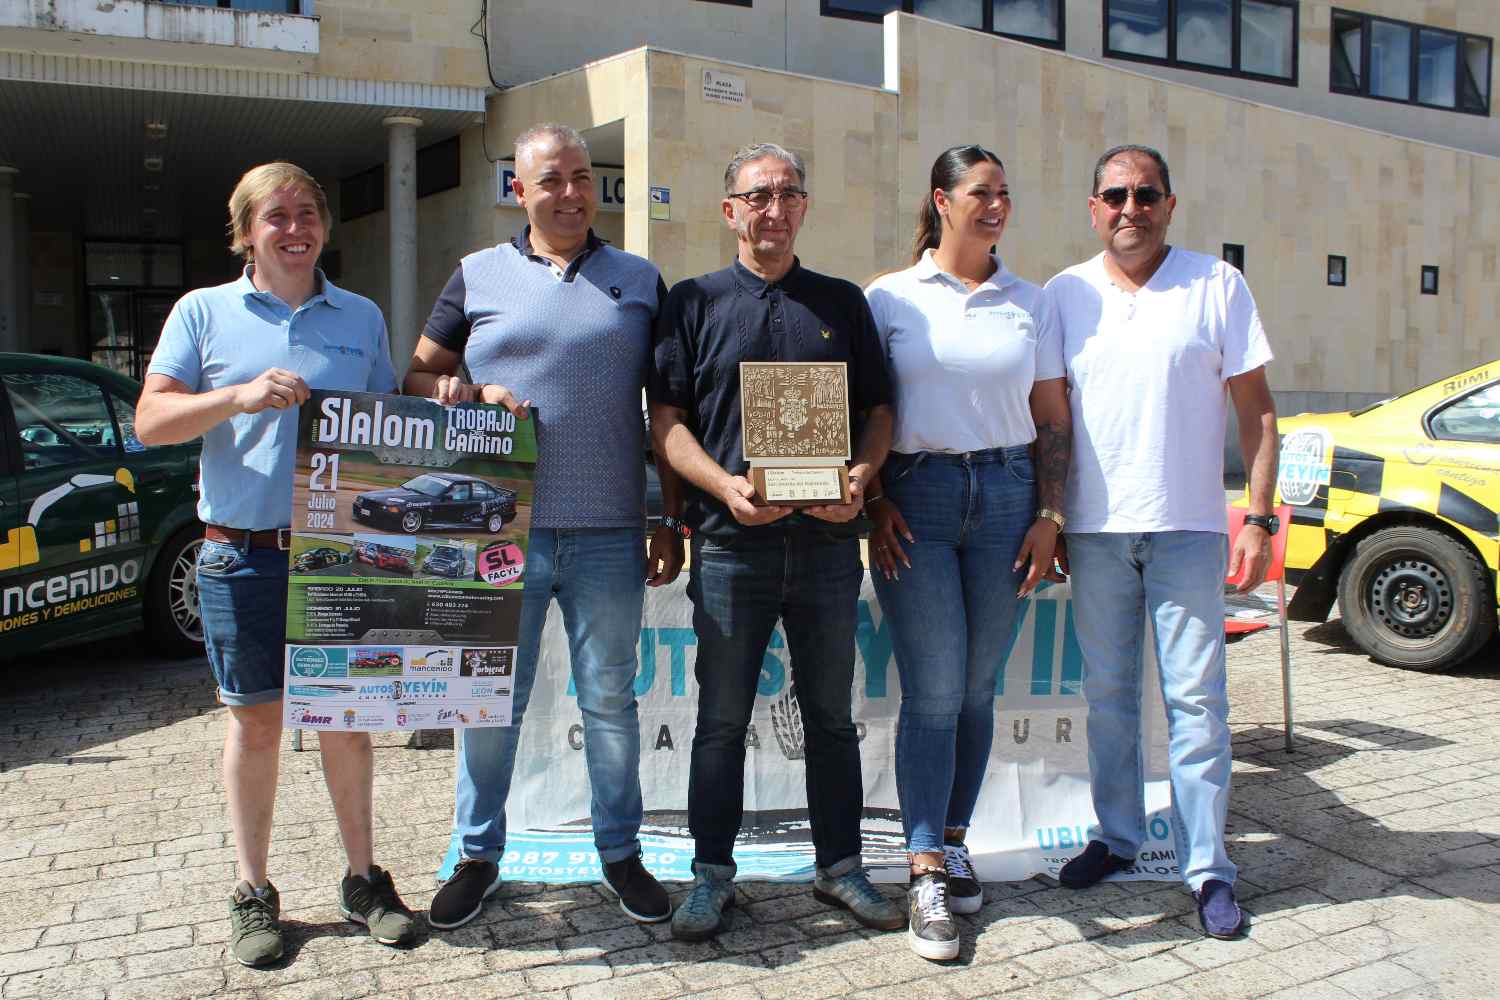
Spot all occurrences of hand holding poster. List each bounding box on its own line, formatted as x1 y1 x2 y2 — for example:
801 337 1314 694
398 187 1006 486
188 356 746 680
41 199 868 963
282 390 536 732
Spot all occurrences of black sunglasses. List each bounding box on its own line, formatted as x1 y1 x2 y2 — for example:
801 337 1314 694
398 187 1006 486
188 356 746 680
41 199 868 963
1094 185 1166 208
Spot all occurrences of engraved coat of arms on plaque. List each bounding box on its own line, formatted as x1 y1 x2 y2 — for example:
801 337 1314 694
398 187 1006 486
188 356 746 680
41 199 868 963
740 361 851 506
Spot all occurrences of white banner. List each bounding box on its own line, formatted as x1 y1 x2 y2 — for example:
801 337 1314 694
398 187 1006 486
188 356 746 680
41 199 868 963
443 577 1179 885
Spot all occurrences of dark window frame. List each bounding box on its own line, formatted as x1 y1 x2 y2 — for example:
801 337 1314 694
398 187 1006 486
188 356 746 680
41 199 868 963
1327 254 1347 287
1102 0 1299 86
1222 242 1245 272
820 1 1066 50
1329 8 1491 117
1421 265 1440 295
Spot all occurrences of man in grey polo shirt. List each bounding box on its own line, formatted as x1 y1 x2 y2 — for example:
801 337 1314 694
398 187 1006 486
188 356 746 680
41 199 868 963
137 162 415 966
404 123 685 930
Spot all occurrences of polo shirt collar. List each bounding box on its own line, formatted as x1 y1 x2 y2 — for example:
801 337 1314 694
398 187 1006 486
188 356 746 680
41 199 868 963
731 256 802 298
238 265 342 309
914 248 1016 293
509 225 604 282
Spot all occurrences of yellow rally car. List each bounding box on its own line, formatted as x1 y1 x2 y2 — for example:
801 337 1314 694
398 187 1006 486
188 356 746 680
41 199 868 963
1276 360 1499 670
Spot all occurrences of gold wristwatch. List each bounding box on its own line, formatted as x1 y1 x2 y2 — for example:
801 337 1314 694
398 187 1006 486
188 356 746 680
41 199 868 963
1036 508 1066 530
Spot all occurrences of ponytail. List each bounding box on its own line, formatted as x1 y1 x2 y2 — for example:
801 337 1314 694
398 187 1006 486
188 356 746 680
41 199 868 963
908 144 1006 266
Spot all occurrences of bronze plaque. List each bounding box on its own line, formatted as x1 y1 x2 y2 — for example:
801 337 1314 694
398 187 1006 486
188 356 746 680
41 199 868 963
740 362 851 506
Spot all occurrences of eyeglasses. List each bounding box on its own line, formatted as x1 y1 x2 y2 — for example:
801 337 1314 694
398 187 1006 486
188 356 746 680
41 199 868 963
1094 185 1166 209
728 188 809 212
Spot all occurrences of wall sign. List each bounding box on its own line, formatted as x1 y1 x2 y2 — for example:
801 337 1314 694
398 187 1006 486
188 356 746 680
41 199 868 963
702 68 747 107
496 161 625 213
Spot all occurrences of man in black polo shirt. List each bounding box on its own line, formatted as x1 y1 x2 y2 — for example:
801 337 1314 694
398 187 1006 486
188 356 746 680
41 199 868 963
649 141 902 942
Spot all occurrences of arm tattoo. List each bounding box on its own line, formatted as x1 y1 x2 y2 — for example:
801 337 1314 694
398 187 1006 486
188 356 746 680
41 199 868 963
1035 421 1070 512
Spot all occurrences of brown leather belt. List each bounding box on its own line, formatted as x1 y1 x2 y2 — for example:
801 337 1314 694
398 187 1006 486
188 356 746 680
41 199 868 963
204 525 292 551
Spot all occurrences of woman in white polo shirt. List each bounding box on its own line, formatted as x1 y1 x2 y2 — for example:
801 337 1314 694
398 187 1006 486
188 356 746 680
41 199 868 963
864 145 1071 961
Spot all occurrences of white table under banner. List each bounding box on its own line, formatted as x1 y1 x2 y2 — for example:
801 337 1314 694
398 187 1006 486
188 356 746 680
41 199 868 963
440 577 1179 886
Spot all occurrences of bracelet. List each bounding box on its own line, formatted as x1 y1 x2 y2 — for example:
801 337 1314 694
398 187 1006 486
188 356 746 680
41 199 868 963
864 494 887 506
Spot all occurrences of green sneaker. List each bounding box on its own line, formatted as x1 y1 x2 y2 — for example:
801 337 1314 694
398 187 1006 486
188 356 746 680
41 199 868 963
340 864 419 946
228 880 284 967
670 861 736 942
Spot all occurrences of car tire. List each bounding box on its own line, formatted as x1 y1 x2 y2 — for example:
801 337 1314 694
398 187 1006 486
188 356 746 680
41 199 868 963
146 524 205 659
1337 525 1496 671
401 511 424 533
487 513 504 532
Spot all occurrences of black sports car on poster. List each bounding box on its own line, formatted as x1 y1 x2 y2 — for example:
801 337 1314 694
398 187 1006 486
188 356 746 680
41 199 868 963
292 546 349 572
353 474 517 534
421 544 467 578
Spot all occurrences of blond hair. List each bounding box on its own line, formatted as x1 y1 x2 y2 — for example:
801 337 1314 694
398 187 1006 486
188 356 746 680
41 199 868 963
227 162 332 260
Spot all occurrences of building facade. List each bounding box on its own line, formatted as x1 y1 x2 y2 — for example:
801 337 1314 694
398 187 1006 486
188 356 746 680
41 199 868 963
0 1 1495 411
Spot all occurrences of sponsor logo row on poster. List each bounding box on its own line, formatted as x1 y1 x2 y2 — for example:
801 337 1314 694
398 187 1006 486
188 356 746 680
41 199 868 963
284 643 515 730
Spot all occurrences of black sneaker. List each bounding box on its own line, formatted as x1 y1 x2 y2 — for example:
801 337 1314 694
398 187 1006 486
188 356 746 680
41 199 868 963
601 851 671 923
340 864 419 946
942 841 983 915
907 873 959 961
1058 840 1134 889
429 858 501 930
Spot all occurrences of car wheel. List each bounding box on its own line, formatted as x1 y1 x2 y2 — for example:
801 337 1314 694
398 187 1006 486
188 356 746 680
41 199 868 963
487 512 505 532
401 511 424 533
146 524 205 658
1337 525 1496 671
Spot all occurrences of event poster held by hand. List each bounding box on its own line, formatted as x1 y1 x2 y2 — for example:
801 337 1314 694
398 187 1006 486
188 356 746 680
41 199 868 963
281 390 536 732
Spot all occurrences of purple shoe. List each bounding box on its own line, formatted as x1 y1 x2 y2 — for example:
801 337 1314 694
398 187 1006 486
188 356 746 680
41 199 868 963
1195 879 1245 939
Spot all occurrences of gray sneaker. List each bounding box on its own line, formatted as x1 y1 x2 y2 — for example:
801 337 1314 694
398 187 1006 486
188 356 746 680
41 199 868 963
813 857 905 931
908 872 960 961
228 880 284 967
670 861 736 941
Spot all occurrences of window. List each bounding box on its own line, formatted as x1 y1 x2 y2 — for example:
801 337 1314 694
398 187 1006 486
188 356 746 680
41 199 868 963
1421 265 1439 295
108 393 146 454
4 373 117 471
417 136 461 200
1331 9 1491 115
1105 0 1296 82
821 0 1062 46
1222 243 1245 272
1430 383 1500 443
1327 254 1347 287
176 1 304 11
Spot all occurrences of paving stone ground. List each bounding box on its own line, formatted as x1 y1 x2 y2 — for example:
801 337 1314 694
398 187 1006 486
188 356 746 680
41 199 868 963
5 605 1500 999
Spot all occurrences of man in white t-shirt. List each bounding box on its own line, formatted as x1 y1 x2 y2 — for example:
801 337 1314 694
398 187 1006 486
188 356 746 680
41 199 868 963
1043 145 1278 940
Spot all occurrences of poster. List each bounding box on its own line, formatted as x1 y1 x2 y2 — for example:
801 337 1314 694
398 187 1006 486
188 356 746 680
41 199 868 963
434 579 1179 886
282 390 536 733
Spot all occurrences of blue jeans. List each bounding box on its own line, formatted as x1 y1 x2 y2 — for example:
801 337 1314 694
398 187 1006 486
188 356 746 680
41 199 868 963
873 447 1035 855
441 526 646 875
686 533 865 869
1066 530 1235 890
197 538 290 707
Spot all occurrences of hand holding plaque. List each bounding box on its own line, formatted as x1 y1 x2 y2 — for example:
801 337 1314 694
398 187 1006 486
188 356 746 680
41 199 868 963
740 362 851 507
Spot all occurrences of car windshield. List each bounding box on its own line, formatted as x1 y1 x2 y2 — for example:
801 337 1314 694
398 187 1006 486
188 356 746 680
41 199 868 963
400 475 450 497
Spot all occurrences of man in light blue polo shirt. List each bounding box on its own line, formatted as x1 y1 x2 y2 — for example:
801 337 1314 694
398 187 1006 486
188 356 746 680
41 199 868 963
137 162 415 967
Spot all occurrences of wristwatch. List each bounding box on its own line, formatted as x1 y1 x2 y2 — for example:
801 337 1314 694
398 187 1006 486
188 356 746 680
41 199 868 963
659 515 693 539
1036 508 1066 530
1243 513 1281 535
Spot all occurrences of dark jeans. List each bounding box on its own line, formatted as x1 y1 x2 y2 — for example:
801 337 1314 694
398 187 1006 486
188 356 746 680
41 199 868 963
686 532 865 869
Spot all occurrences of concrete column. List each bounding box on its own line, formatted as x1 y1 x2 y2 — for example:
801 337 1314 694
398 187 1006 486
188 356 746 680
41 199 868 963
14 192 30 350
0 168 17 354
383 116 423 369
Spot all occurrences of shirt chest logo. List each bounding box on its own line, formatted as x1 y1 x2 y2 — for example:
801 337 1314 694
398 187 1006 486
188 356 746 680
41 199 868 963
820 329 832 340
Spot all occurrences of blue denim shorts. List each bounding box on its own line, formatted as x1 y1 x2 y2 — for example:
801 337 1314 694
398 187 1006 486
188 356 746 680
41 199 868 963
197 538 290 707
